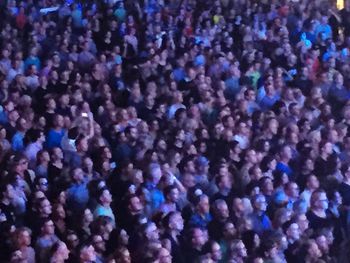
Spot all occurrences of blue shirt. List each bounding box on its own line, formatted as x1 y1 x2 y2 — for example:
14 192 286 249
145 182 165 213
276 162 293 177
24 56 41 71
251 212 272 234
46 129 65 149
189 212 213 229
12 132 25 151
259 94 279 111
67 180 89 213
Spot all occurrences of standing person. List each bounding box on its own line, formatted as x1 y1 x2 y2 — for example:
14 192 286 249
12 227 36 263
46 114 65 150
307 189 333 231
250 194 272 235
162 211 186 263
35 219 60 263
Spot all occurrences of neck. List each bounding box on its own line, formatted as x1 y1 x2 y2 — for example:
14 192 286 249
313 208 326 217
320 152 329 159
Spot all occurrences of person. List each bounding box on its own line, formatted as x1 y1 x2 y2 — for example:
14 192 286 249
162 211 185 263
66 168 89 215
12 227 36 263
250 194 272 235
307 189 334 231
93 188 116 228
49 241 70 263
1 0 350 262
35 219 59 263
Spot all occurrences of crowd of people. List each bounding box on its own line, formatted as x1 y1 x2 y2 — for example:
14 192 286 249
3 0 350 262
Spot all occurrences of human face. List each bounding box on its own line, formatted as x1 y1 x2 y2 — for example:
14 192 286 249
308 241 322 259
83 209 93 224
169 188 179 203
192 228 205 247
40 199 52 216
288 183 299 199
308 175 319 190
81 245 97 262
58 242 70 260
297 214 309 232
255 196 267 212
171 213 184 232
159 248 172 263
92 235 106 253
73 168 84 182
101 189 112 204
323 142 333 155
146 223 159 241
287 223 300 240
199 196 210 214
212 242 222 261
44 220 55 235
237 241 247 258
217 202 229 220
316 193 329 210
19 230 31 246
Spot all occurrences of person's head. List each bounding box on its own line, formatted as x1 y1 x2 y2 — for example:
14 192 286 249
232 197 244 215
79 244 97 263
302 239 322 260
285 182 299 199
127 194 143 215
195 193 210 214
114 247 131 263
279 144 292 160
76 136 89 153
148 163 162 185
51 241 70 261
143 222 159 242
320 141 333 155
293 213 309 232
164 185 179 203
1 183 15 201
229 239 247 259
66 231 80 250
252 194 267 212
53 114 64 128
41 219 55 236
283 220 300 241
14 227 32 248
190 227 206 248
157 247 172 263
98 188 112 206
310 189 328 211
37 150 50 164
241 230 260 254
52 203 65 221
165 211 184 233
315 233 329 254
213 199 229 221
92 234 106 254
71 168 84 183
37 198 52 217
306 174 319 190
82 208 94 225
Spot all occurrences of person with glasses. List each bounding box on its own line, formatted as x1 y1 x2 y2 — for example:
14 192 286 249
250 194 272 235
